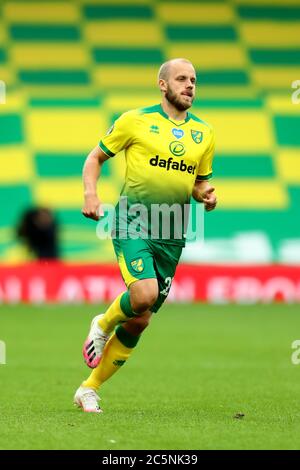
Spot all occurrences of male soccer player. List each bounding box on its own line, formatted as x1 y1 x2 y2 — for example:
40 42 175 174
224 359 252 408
74 58 217 413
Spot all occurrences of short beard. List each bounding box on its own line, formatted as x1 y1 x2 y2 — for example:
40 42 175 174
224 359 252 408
165 87 193 111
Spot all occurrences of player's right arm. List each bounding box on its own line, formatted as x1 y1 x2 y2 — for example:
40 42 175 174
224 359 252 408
82 146 110 221
82 110 135 220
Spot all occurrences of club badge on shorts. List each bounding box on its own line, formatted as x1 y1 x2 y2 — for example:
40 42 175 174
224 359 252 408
131 258 144 273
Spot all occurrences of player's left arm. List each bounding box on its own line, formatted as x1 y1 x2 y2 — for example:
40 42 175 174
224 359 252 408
192 126 217 211
192 180 217 212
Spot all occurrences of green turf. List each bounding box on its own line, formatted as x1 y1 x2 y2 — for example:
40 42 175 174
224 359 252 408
1 303 300 450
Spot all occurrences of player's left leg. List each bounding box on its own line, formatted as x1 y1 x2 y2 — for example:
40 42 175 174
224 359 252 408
148 240 183 314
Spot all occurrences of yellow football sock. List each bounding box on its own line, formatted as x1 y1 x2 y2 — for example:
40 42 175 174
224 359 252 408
82 326 140 391
98 292 134 335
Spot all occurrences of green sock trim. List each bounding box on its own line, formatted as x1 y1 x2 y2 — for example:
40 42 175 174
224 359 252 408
115 325 140 348
120 291 135 318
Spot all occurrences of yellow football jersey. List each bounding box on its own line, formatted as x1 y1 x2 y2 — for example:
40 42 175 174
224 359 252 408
99 104 215 244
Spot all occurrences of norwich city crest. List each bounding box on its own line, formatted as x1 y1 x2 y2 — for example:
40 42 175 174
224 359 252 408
131 258 144 273
191 130 203 144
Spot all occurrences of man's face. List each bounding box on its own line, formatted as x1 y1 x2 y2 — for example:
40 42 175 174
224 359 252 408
164 63 196 111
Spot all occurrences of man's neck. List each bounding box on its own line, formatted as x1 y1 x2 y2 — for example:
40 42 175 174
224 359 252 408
161 100 188 122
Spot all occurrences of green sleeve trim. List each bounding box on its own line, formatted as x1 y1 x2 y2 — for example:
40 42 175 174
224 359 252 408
196 173 213 181
99 141 115 157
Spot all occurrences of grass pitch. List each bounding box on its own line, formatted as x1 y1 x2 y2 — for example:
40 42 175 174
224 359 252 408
1 303 300 450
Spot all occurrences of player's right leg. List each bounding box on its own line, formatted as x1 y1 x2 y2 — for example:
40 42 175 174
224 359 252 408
82 281 157 368
82 238 158 369
76 279 158 412
74 386 102 413
82 292 130 368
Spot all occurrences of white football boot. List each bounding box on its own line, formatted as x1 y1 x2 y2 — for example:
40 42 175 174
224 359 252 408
74 386 102 413
82 314 109 368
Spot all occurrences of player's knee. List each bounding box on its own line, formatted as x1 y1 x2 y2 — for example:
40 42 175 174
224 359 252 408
131 290 158 313
130 279 159 313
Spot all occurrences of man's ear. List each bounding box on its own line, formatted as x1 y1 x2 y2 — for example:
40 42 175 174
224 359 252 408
159 79 167 93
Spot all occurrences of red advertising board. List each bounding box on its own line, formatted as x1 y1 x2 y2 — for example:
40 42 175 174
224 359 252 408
0 262 299 303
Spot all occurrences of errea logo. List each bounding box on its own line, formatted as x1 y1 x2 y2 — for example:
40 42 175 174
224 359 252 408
150 125 159 134
113 359 126 366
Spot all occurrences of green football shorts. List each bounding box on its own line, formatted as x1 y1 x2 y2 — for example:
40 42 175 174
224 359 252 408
112 237 183 313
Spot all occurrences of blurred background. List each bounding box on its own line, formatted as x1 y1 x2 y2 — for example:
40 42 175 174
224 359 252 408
0 0 299 302
2 2 300 451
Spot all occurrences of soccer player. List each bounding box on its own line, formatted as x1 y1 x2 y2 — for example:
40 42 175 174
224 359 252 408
74 58 217 413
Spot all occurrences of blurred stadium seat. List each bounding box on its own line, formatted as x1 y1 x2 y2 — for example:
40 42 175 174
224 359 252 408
0 0 299 264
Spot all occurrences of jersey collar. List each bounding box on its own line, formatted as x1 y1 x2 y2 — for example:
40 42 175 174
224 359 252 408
158 104 190 126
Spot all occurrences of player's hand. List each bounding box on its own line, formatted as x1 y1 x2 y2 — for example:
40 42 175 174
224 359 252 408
82 194 103 221
202 187 217 212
